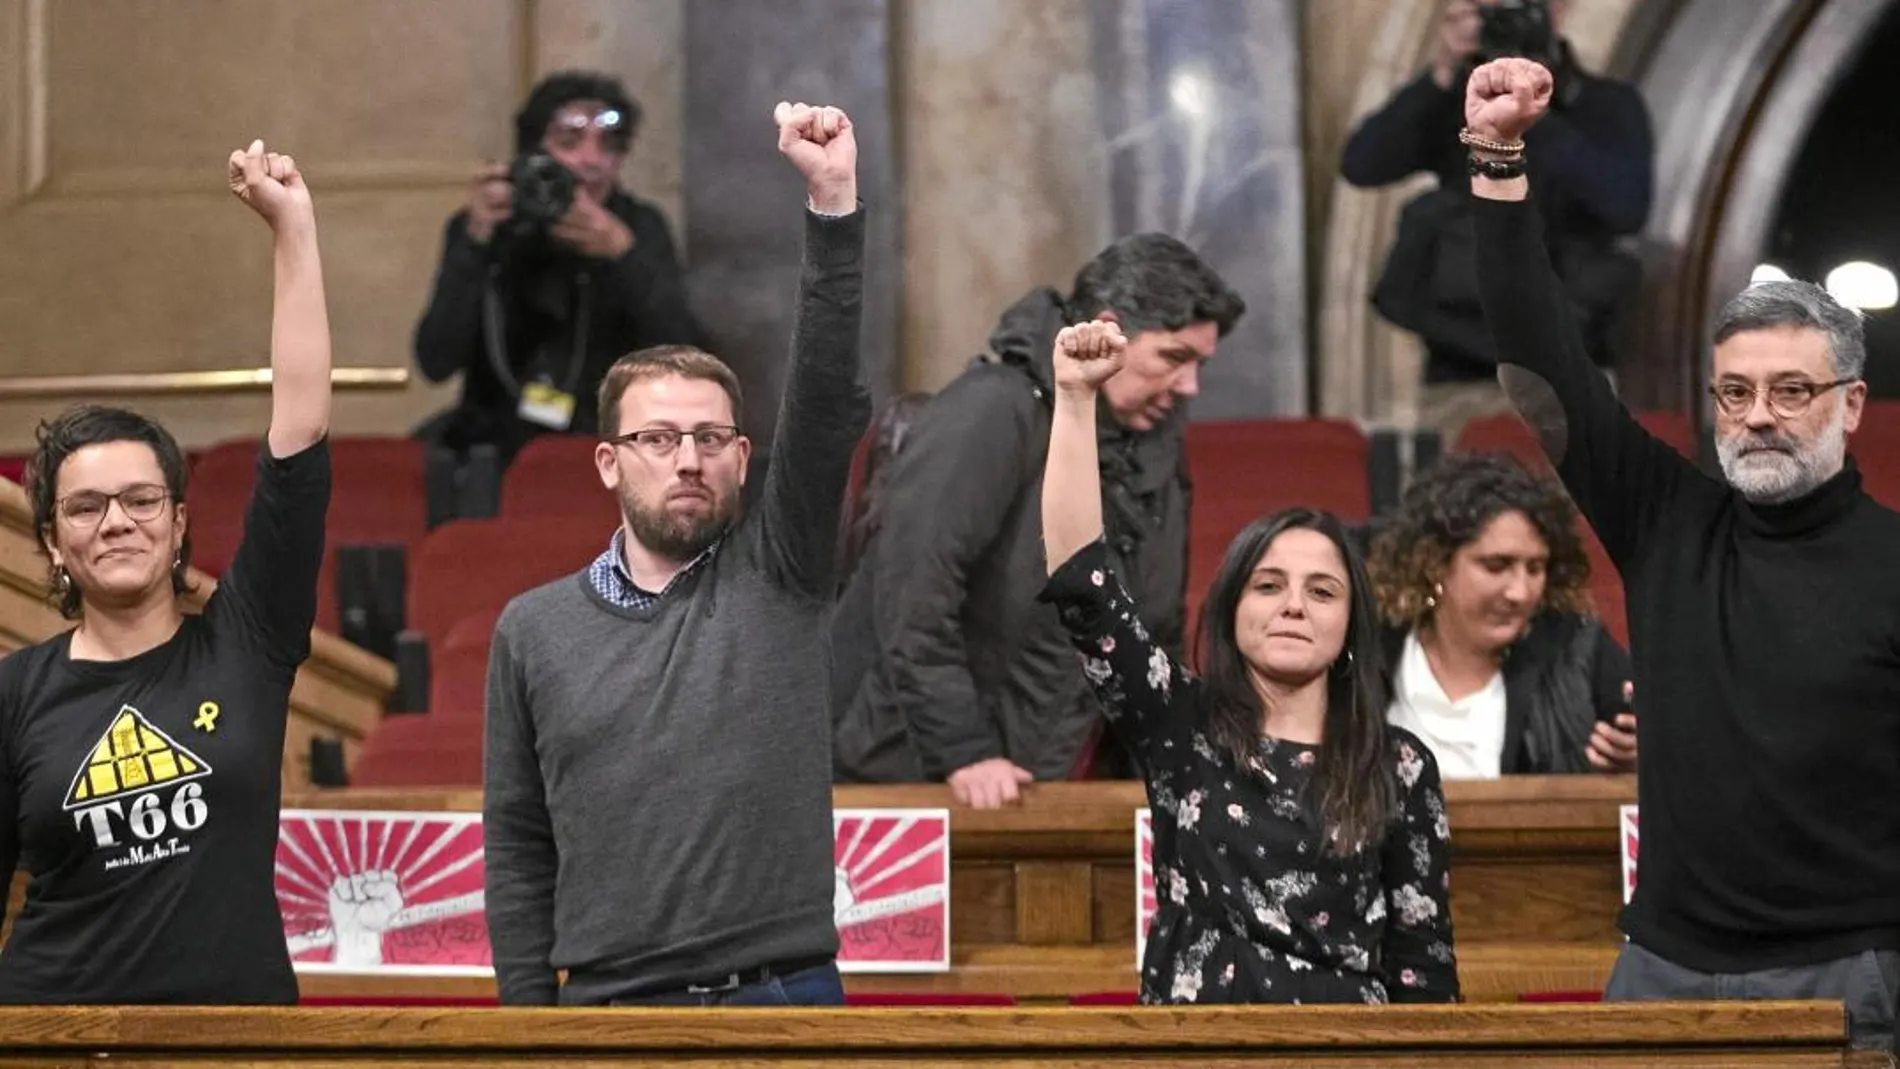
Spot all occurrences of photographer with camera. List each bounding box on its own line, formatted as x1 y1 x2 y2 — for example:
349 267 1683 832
414 71 708 467
1342 0 1652 439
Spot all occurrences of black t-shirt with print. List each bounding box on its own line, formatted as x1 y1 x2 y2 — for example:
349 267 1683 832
0 439 329 1003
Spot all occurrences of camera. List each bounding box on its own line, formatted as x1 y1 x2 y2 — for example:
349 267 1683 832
502 152 577 241
1477 0 1556 63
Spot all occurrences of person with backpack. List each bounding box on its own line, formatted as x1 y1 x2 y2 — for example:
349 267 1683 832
830 236 1244 804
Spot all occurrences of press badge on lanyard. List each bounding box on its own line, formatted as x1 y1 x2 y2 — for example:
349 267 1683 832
518 379 577 430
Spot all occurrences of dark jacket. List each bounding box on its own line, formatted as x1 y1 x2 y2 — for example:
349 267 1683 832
830 288 1190 782
1343 47 1653 383
1381 610 1632 775
412 189 707 459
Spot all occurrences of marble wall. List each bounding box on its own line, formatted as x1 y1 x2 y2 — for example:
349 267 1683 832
1089 0 1308 417
896 0 1111 393
900 0 1308 417
0 0 689 453
0 0 1656 453
534 0 688 242
683 0 900 445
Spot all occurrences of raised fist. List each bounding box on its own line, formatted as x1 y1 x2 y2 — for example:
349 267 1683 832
1051 320 1128 394
329 870 405 933
774 101 857 215
1464 58 1554 144
227 139 313 228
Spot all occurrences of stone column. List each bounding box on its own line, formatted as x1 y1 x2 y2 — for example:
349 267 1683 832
681 0 901 442
1090 0 1310 418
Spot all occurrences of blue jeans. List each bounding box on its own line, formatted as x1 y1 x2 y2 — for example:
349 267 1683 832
606 962 845 1007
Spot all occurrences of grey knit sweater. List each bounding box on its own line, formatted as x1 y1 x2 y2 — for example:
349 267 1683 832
482 208 869 1004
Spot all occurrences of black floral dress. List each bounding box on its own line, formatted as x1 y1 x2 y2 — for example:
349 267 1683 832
1042 541 1459 1004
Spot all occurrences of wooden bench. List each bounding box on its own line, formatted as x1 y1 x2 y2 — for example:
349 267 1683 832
286 776 1634 1004
0 1001 1863 1066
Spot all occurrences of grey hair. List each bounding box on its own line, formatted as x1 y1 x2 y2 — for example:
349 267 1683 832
1714 280 1866 380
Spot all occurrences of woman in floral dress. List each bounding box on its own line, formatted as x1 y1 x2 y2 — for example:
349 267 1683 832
1036 321 1459 1005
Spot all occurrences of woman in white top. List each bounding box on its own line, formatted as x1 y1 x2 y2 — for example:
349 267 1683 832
1365 453 1637 777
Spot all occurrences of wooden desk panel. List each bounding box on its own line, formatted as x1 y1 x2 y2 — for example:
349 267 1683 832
280 778 1634 1004
289 941 1619 1006
0 1002 1861 1067
284 780 1635 949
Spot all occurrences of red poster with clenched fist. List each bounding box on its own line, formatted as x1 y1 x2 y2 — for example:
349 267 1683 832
275 808 952 977
277 810 491 976
833 808 951 973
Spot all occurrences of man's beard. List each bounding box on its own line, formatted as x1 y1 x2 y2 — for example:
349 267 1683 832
622 482 735 560
1715 405 1847 504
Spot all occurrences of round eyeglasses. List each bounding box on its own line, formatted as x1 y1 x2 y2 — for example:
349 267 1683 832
1708 378 1857 420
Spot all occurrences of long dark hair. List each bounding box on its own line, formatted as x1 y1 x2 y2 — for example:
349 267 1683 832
1194 508 1396 854
24 405 193 619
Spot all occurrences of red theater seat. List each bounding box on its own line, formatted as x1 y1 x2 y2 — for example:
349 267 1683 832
1632 410 1696 458
500 433 620 528
1185 419 1372 525
1859 459 1900 512
443 609 503 654
426 610 502 722
1453 410 1695 466
406 517 603 651
1183 419 1371 657
187 437 428 634
1519 990 1605 1003
348 712 482 788
1851 401 1900 510
1451 414 1549 472
428 639 492 723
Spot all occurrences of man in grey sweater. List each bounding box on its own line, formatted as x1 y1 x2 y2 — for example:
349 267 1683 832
482 101 869 1006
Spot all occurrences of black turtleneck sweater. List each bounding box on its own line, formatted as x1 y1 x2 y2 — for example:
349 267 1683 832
1474 195 1900 972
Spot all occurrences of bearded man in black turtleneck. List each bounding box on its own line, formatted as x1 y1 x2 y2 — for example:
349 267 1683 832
1463 57 1900 1053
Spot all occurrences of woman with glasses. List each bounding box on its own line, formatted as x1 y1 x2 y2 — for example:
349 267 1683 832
0 141 333 1004
1037 320 1458 1005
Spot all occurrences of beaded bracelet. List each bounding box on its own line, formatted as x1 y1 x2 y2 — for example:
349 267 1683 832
1458 127 1526 156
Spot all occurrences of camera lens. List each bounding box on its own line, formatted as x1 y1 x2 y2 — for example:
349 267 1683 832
506 153 578 233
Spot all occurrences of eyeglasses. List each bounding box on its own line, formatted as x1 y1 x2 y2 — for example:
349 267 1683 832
547 108 632 152
56 484 171 528
606 426 741 458
1708 378 1857 420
